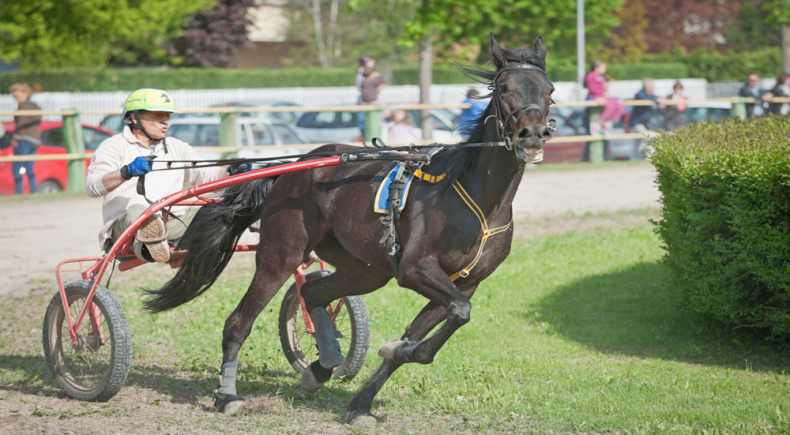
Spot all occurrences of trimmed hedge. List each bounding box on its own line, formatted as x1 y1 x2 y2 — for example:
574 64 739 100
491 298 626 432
646 47 782 83
0 67 355 93
2 62 692 93
652 116 790 340
547 63 689 82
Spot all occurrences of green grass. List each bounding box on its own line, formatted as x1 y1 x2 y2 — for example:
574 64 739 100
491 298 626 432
3 224 789 433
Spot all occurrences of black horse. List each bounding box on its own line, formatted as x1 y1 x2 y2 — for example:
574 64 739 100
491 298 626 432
144 33 555 424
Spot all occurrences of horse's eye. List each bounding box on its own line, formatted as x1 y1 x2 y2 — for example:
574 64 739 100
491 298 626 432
499 84 509 93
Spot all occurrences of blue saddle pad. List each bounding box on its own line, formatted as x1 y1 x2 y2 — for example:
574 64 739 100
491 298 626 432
374 164 415 214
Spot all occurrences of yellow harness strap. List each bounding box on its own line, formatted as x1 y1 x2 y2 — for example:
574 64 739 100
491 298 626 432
411 167 512 281
448 180 512 281
413 168 446 184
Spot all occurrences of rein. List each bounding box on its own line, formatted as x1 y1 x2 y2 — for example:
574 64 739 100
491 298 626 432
486 63 556 150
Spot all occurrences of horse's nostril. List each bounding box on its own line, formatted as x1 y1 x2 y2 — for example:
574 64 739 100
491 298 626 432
518 128 528 139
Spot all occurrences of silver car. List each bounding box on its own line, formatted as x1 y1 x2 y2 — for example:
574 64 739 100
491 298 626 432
167 117 309 161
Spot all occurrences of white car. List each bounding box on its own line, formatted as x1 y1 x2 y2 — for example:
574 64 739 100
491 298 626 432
167 117 310 161
294 108 459 145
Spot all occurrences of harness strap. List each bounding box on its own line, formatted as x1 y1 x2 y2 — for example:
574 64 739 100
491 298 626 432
448 180 513 281
413 168 446 184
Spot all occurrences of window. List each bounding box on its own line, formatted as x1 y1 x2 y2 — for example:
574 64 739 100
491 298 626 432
271 124 302 144
42 128 65 148
297 111 337 128
168 123 200 145
249 123 274 146
83 128 112 151
338 111 357 127
196 124 219 147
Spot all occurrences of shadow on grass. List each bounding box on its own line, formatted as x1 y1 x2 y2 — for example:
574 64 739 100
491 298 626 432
0 354 362 416
534 261 790 372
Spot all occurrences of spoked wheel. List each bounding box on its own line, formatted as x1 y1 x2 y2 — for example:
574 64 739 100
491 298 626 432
279 270 371 381
42 280 132 401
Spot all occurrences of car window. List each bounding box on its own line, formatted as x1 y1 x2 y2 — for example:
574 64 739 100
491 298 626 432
0 132 11 149
297 111 337 128
271 124 303 144
42 128 65 148
168 124 198 145
100 115 124 133
271 110 302 124
239 124 249 146
196 124 219 147
249 123 274 146
338 111 357 128
549 115 578 137
83 128 113 151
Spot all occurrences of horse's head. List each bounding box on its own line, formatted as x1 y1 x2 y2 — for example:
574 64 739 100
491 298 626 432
489 33 555 163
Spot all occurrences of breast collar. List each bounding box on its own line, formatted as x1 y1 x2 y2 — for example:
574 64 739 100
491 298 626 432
485 63 555 150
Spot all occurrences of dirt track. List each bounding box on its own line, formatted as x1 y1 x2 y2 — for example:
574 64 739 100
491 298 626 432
0 163 659 298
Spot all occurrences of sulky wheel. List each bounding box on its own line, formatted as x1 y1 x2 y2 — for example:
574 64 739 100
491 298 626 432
279 270 371 381
42 280 132 401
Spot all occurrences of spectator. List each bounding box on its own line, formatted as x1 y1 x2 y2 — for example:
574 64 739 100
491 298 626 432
739 73 771 118
630 78 666 155
767 72 790 116
387 110 419 144
360 67 386 104
356 55 374 92
459 89 487 137
9 82 42 195
662 81 687 132
584 60 624 134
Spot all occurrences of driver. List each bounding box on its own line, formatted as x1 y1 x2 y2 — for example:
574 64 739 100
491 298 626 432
86 88 249 263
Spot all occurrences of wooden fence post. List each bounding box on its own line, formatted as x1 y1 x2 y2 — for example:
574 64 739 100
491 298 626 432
588 106 605 163
731 97 747 120
219 106 240 159
62 110 86 193
364 107 382 142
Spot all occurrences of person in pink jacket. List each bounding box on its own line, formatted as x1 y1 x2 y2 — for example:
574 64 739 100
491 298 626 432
585 60 624 135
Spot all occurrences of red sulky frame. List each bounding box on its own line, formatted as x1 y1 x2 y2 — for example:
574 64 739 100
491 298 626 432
56 156 343 347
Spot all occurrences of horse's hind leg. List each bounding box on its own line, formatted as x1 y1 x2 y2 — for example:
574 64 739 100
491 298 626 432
214 210 320 415
299 251 390 392
345 285 478 425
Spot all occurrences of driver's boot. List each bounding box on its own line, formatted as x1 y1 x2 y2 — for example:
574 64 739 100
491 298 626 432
134 215 170 263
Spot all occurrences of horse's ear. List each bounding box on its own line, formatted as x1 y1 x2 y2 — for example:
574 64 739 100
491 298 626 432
533 35 548 60
489 32 508 69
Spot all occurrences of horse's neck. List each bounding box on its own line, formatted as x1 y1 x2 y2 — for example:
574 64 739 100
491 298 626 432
461 128 525 218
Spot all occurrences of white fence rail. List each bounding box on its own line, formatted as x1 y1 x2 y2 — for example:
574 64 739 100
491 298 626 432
0 79 711 125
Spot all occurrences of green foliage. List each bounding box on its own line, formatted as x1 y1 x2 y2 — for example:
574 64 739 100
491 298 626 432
390 65 479 85
652 116 790 340
403 0 623 58
0 0 213 69
647 47 783 82
547 63 688 82
728 1 780 49
0 68 356 93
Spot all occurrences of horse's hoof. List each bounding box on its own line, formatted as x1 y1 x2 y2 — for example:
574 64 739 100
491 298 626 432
345 409 378 426
378 339 408 359
214 393 245 416
300 367 325 393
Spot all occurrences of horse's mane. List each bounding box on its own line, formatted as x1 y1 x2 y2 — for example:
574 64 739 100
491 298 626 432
426 46 546 190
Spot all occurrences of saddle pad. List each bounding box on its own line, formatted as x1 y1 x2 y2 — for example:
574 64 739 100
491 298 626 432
374 164 416 214
373 148 446 214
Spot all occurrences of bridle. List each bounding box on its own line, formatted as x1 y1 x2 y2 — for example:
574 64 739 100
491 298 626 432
485 63 556 150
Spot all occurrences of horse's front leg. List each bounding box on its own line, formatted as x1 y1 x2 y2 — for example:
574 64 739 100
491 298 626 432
346 284 479 425
380 260 473 365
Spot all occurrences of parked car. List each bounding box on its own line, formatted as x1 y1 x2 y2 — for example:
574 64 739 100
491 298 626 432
0 121 116 195
606 101 732 160
295 107 459 144
166 116 309 161
100 101 302 134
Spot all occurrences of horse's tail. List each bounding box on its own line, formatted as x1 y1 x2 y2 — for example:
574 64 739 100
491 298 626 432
142 177 276 313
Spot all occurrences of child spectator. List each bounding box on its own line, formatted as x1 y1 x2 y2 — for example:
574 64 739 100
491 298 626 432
662 81 687 132
584 60 624 135
387 110 419 144
360 67 386 104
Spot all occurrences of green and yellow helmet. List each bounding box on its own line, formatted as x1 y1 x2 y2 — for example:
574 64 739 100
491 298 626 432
122 88 180 120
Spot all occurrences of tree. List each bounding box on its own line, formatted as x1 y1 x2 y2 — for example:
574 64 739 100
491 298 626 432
0 0 213 69
764 0 790 73
594 0 648 63
640 0 741 53
167 0 256 68
402 0 623 61
283 0 418 68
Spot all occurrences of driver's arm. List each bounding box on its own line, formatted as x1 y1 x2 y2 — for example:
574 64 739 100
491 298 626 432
100 169 126 193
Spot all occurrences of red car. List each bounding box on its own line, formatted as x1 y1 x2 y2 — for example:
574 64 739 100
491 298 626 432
0 121 117 195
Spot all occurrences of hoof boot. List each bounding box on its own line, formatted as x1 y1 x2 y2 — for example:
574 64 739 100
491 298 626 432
378 339 410 359
345 409 378 426
214 393 245 416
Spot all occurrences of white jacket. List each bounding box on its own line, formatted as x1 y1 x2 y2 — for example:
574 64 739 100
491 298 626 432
86 126 222 250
